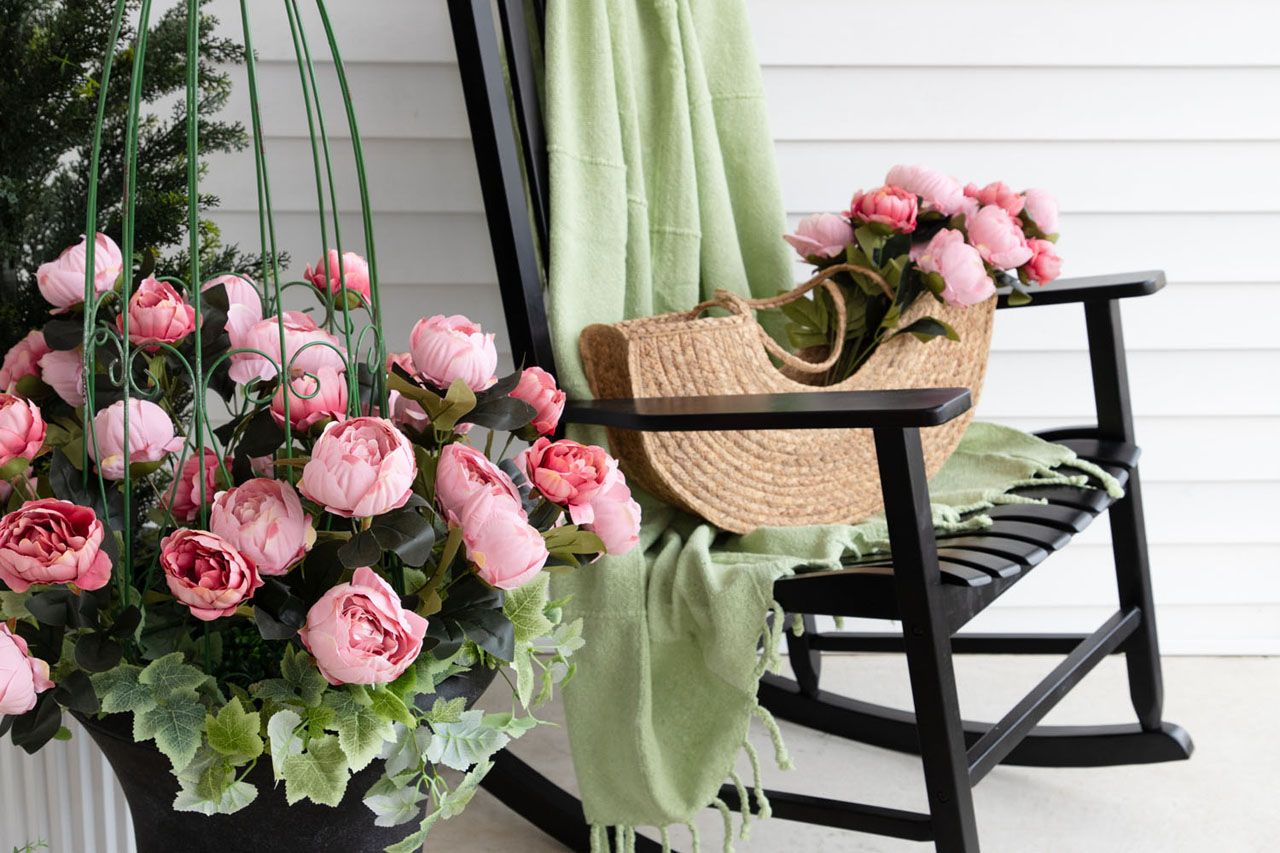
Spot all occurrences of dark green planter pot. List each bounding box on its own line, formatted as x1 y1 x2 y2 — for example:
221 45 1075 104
77 667 496 853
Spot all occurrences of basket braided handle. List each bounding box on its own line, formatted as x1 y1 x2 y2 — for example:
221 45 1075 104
689 262 889 374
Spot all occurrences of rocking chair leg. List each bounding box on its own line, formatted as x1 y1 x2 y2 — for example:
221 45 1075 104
876 427 981 853
785 613 822 697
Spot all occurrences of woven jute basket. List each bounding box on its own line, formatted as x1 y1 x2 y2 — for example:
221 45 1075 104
578 264 996 533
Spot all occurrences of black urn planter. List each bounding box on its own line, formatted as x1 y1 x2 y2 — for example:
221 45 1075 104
76 667 497 853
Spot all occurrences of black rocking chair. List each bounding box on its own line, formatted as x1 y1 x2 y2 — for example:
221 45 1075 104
445 2 1194 850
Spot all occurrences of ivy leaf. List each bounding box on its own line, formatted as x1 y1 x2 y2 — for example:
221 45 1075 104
267 709 305 780
513 647 535 709
138 652 208 697
502 573 552 645
370 688 415 728
174 780 257 816
280 645 328 707
381 723 431 779
422 696 466 726
91 665 156 714
334 700 396 772
364 776 427 828
282 734 350 807
438 757 494 819
134 692 205 771
425 709 509 772
205 698 264 762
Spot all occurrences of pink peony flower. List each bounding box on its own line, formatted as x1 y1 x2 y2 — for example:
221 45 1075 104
202 274 264 346
409 315 498 392
299 566 427 686
0 393 46 470
967 205 1033 269
36 233 123 314
783 213 855 260
456 490 548 590
585 472 642 556
885 165 968 216
0 331 51 392
305 250 371 303
516 438 613 525
228 311 346 386
1022 188 1060 236
271 365 348 432
0 624 54 715
298 416 416 518
210 478 315 577
159 528 262 622
37 349 85 407
848 186 918 233
964 181 1024 217
914 229 996 307
0 498 113 593
511 367 566 435
1024 238 1063 284
162 449 227 522
88 399 184 481
435 443 523 523
115 276 196 348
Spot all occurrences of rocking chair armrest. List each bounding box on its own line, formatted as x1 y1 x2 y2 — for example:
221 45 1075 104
997 270 1166 309
562 387 972 432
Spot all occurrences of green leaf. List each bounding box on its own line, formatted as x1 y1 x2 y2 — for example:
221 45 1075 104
0 591 31 620
369 507 437 568
364 776 427 828
387 665 419 702
381 723 431 779
432 379 477 432
370 688 415 728
513 647 535 708
267 709 305 780
135 692 205 771
423 696 466 726
205 698 264 761
92 665 157 715
503 574 553 645
334 700 397 772
425 709 509 772
425 576 514 661
280 645 328 707
894 316 960 343
282 734 350 807
174 780 257 816
461 396 535 431
139 652 208 697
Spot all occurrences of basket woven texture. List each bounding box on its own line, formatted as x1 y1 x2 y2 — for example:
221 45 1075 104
579 265 996 533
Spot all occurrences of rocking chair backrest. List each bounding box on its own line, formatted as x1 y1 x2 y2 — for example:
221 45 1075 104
448 0 555 375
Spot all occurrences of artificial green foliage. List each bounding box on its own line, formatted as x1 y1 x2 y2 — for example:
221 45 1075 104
0 0 257 352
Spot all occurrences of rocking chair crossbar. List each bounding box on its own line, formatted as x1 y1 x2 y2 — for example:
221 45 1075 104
445 0 1192 849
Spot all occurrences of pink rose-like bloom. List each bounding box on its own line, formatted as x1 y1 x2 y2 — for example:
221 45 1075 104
783 213 855 260
435 442 522 522
1024 238 1063 284
299 416 416 518
163 449 226 522
36 232 123 314
305 250 372 302
967 205 1034 269
584 469 641 556
210 478 315 577
457 490 548 590
159 528 262 622
516 438 612 525
88 399 184 481
202 274 263 346
228 311 346 385
1022 188 1060 236
511 367 566 435
0 331 51 392
409 315 498 391
0 624 54 715
885 165 968 216
0 393 46 469
0 498 113 593
964 181 1024 217
115 276 196 348
848 186 918 233
299 566 427 686
914 229 996 307
271 365 348 431
37 349 86 407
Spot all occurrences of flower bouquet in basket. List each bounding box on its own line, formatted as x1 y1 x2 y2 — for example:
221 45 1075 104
779 164 1062 383
0 233 640 850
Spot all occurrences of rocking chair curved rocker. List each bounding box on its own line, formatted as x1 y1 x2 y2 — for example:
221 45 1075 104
445 2 1193 850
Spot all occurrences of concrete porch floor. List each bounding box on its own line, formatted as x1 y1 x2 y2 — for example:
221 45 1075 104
429 655 1278 852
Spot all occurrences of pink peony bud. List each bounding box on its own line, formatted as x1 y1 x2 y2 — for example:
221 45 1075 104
35 233 123 314
584 467 641 556
299 566 427 686
271 365 349 432
37 349 86 407
510 367 566 435
1022 188 1060 236
848 186 918 233
298 416 416 518
0 498 113 593
0 331 51 392
304 250 372 303
1024 238 1063 285
914 229 996 307
966 205 1033 269
162 449 227 522
408 315 498 392
202 274 264 346
88 399 184 481
456 489 548 590
115 276 196 348
210 478 315 577
0 624 54 715
963 181 1024 217
885 165 968 216
516 438 612 525
435 443 522 523
228 311 347 386
159 528 262 622
0 393 46 470
783 213 854 260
